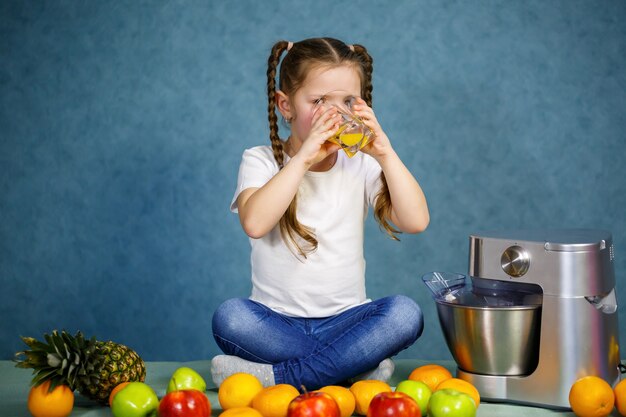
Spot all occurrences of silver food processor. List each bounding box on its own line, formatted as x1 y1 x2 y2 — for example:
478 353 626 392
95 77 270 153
423 229 621 409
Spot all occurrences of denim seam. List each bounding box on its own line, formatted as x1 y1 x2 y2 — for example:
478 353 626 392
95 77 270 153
279 302 379 380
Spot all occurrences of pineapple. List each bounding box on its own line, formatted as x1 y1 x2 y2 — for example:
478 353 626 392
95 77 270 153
15 330 146 404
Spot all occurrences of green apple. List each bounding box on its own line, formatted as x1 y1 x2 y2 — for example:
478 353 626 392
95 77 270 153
428 389 476 417
111 382 159 417
166 366 207 393
395 379 431 414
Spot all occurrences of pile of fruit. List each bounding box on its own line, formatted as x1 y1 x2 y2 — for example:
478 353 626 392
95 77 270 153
216 363 478 417
107 366 210 417
15 332 626 417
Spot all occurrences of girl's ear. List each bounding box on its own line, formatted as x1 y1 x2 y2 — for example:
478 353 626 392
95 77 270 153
275 90 292 121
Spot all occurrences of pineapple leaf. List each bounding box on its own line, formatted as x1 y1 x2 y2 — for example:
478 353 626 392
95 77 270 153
44 336 63 362
66 363 77 387
47 353 62 368
14 351 49 369
20 337 50 351
48 379 62 393
43 332 55 347
32 368 58 386
61 331 78 353
50 334 65 359
61 331 73 344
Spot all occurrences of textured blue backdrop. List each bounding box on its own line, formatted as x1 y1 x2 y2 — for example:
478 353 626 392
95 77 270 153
1 1 625 362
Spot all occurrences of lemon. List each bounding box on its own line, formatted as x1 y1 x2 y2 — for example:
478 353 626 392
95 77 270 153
252 384 299 417
218 373 264 410
318 385 356 417
349 380 391 415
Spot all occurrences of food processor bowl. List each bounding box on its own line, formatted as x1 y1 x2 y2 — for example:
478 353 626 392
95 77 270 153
435 301 542 376
423 272 543 376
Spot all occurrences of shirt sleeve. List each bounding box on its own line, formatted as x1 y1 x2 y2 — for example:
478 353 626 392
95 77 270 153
363 154 383 207
230 146 279 213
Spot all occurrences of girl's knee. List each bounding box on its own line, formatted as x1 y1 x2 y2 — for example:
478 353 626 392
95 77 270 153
387 295 424 342
212 298 253 335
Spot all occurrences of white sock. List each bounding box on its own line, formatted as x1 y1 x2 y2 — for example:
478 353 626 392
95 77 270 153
211 354 276 387
349 358 395 383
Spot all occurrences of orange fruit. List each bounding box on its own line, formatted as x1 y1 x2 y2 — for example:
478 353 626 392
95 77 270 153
349 380 392 415
251 384 299 417
218 372 264 409
615 379 626 416
219 406 264 417
436 378 480 408
318 385 356 417
408 364 453 392
569 376 615 417
109 381 131 407
27 381 74 417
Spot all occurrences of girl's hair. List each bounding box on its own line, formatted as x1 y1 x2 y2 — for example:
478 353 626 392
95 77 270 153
266 37 399 258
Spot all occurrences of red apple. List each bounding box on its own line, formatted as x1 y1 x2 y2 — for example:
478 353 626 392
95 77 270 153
158 389 211 417
288 391 341 417
367 391 421 417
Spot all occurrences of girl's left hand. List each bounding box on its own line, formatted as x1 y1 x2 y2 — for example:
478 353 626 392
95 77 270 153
351 98 393 161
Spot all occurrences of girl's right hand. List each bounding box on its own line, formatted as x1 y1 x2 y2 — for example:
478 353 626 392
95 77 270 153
293 106 341 167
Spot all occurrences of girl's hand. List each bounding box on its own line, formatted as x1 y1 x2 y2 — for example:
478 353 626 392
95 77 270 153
294 106 341 167
351 98 394 161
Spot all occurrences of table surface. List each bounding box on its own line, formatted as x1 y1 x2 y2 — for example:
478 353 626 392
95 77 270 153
1 359 616 417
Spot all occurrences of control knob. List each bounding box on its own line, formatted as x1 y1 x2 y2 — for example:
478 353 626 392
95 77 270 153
501 245 530 277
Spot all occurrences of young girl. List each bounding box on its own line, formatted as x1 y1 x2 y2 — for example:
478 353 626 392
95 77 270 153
211 37 429 390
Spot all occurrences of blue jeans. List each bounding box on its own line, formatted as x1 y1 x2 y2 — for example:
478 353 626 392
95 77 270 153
212 295 423 389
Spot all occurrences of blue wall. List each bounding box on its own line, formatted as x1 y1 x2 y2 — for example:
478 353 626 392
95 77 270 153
1 1 625 362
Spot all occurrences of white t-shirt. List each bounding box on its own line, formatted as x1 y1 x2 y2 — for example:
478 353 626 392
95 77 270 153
231 146 383 318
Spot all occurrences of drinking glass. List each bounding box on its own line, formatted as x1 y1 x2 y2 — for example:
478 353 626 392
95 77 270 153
316 100 373 158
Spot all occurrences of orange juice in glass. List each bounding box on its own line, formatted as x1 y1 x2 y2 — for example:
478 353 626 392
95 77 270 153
319 101 373 157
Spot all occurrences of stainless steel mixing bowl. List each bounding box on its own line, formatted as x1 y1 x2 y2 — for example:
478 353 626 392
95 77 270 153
436 301 542 376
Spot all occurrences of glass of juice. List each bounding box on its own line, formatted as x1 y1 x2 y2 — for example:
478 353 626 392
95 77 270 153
316 99 373 158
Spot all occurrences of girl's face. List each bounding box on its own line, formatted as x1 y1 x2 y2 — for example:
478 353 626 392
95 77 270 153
279 64 362 143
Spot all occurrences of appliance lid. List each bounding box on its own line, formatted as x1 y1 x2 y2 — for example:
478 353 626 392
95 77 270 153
471 229 611 252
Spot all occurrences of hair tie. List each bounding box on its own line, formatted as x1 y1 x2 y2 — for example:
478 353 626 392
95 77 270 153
348 44 355 52
287 41 293 51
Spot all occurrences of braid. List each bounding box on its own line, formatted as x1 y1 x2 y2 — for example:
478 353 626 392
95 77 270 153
266 40 318 258
352 44 400 241
352 44 373 107
373 174 401 241
267 41 288 168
